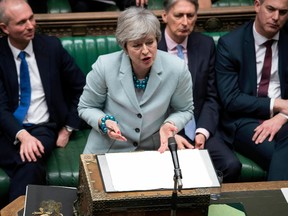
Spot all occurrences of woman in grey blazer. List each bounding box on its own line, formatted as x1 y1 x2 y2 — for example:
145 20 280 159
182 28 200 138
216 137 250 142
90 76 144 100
78 7 193 154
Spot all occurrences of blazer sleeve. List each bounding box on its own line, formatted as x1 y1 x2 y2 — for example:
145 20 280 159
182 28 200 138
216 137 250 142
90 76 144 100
165 62 194 130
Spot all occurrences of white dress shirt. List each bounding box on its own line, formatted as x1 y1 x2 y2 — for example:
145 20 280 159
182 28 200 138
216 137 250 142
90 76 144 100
9 39 49 125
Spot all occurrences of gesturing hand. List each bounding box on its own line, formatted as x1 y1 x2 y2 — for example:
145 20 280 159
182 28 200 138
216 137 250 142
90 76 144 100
158 122 178 153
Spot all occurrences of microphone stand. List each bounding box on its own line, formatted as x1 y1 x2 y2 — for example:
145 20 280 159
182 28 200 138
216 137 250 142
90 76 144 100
168 137 183 216
171 172 182 216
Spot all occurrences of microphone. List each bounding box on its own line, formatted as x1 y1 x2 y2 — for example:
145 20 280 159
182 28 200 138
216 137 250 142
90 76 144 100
168 136 183 190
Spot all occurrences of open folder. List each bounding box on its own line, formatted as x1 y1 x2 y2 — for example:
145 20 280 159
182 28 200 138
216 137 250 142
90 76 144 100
97 149 220 192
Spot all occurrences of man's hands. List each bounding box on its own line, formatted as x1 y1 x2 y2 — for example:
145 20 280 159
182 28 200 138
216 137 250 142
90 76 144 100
17 130 44 162
175 133 206 150
18 126 74 162
194 133 206 149
253 113 287 144
175 134 194 149
252 98 288 144
56 127 72 148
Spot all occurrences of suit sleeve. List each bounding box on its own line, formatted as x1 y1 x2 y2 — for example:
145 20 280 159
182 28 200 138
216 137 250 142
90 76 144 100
166 62 194 130
196 40 219 135
215 37 270 119
0 76 24 141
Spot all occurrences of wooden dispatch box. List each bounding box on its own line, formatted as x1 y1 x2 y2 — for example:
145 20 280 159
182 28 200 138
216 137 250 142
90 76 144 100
75 154 210 216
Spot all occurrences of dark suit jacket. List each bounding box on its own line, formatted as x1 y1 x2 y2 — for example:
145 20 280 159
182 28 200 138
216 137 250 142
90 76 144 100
0 34 85 143
158 31 219 136
216 20 288 143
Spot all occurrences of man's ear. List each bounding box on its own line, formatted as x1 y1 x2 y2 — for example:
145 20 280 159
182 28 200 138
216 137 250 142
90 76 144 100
0 23 8 35
162 11 168 24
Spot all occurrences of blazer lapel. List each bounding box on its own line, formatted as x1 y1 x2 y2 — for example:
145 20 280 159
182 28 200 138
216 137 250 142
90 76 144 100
119 55 141 111
140 56 162 105
187 33 198 86
243 24 258 95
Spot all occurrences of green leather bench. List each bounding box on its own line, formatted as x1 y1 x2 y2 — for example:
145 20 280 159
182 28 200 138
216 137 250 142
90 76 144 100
46 0 254 14
0 33 266 201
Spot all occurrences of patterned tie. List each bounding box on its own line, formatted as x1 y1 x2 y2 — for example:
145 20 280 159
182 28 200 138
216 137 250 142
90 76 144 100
176 44 184 60
258 40 274 97
13 51 31 123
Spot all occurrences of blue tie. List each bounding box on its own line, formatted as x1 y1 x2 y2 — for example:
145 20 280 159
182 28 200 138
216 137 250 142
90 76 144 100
176 45 196 140
14 51 31 124
176 44 184 60
185 118 196 141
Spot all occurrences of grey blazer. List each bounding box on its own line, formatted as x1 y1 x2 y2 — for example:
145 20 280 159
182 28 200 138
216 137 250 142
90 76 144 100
78 50 193 154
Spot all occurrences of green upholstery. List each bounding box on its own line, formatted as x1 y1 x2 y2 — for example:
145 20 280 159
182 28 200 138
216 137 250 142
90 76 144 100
46 0 254 14
47 0 254 12
46 129 90 186
0 169 9 198
47 0 71 13
60 36 121 75
236 153 267 182
202 31 229 45
148 0 163 10
212 0 254 7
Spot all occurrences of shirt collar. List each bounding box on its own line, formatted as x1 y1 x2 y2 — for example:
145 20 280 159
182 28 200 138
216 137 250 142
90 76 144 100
164 28 188 51
253 21 279 46
8 38 33 59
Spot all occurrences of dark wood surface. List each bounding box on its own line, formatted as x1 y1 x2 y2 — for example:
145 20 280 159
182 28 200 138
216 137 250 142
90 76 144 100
1 181 288 216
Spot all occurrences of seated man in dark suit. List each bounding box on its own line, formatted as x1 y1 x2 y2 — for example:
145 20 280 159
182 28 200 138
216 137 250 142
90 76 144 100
0 0 85 206
158 0 242 183
216 0 288 180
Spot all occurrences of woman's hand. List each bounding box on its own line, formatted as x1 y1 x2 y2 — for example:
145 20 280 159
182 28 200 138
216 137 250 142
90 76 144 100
105 120 127 142
158 122 178 153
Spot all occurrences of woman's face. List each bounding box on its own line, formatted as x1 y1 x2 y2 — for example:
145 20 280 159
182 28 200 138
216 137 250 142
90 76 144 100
126 35 158 76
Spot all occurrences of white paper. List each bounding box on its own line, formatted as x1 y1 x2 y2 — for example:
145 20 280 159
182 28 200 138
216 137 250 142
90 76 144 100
281 188 288 203
101 149 219 192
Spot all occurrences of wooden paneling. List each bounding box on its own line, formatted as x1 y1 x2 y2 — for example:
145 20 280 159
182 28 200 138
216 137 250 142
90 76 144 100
31 6 255 37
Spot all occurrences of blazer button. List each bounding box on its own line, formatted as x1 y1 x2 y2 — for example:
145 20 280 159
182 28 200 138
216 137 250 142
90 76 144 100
135 128 140 133
133 142 138 147
137 113 142 118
